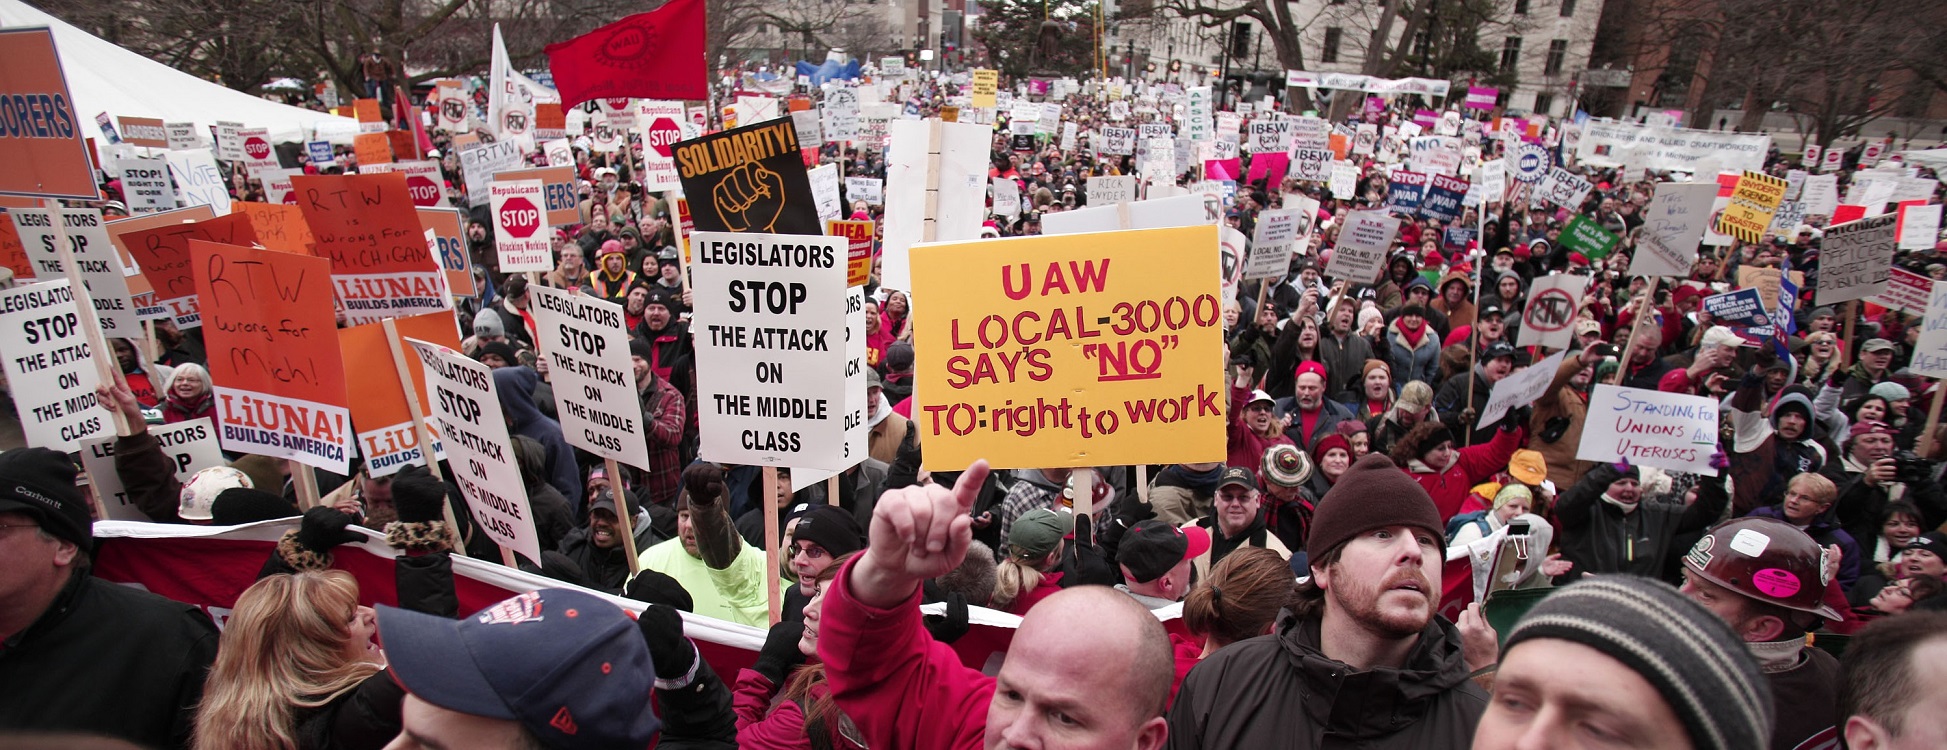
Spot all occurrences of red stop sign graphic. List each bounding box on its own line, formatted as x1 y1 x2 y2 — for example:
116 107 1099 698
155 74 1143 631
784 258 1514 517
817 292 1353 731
647 117 682 158
604 98 631 111
244 137 271 160
499 197 541 238
406 175 441 206
280 191 298 205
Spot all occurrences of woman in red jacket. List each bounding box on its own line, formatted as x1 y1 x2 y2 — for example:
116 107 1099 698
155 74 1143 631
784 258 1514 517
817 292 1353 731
162 363 216 424
733 554 865 749
1390 413 1526 521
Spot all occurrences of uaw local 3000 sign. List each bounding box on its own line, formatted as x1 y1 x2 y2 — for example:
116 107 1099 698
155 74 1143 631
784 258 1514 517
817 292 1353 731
910 225 1228 469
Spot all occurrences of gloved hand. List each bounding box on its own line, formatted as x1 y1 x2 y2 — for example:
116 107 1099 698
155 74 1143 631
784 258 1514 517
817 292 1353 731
295 507 363 552
751 620 807 685
634 604 695 681
1829 368 1850 387
1500 406 1532 432
1709 448 1731 471
681 462 726 507
391 465 448 525
924 591 972 644
1611 458 1633 475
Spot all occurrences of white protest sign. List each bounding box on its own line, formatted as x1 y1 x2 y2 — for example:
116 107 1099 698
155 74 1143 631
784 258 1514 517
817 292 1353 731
1538 167 1594 209
1041 193 1211 235
543 139 573 167
808 164 843 222
1101 127 1136 155
1871 268 1933 316
637 100 686 191
81 418 226 521
1899 203 1941 251
526 287 650 467
993 178 1022 218
13 208 140 337
459 140 524 208
1631 181 1717 277
791 109 825 149
0 280 113 451
489 180 551 273
689 231 850 468
824 88 860 142
1330 162 1360 199
118 157 176 213
1516 275 1587 350
1247 119 1290 153
845 176 883 206
408 340 540 562
164 122 200 150
791 287 869 489
1061 121 1078 151
881 119 987 291
1330 209 1398 284
1817 213 1898 305
1909 283 1947 378
1291 147 1332 182
1479 350 1568 428
164 149 233 214
214 121 246 161
1242 209 1298 281
1087 175 1138 206
1799 174 1839 216
1578 384 1721 476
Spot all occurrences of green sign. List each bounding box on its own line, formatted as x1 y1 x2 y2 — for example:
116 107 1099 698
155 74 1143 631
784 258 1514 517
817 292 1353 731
1558 214 1620 259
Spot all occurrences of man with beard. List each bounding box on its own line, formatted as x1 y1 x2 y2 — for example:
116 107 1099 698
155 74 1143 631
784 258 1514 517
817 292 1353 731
1278 362 1355 450
557 486 664 594
587 239 639 304
1167 454 1486 747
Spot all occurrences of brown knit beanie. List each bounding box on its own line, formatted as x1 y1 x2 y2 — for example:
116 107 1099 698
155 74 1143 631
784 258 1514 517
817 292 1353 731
1306 453 1444 560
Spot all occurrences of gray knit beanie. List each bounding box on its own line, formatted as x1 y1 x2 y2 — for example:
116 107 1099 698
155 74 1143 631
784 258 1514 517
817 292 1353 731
1504 576 1773 750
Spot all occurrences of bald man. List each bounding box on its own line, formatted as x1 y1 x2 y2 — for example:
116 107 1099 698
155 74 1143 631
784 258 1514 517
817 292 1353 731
817 460 1175 750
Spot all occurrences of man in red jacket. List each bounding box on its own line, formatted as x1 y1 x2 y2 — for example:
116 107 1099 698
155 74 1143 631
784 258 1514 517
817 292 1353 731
818 460 1175 750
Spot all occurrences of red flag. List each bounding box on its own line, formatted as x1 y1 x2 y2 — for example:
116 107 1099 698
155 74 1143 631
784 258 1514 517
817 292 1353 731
545 0 709 107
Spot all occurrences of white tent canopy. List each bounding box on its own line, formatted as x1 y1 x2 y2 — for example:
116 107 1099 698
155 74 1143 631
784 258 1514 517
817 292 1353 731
0 0 358 145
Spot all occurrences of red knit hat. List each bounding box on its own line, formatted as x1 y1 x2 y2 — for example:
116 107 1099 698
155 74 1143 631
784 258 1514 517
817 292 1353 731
1306 454 1444 561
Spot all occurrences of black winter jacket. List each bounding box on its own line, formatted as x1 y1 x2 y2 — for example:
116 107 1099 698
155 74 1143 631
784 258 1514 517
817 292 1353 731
0 572 220 749
1166 613 1488 748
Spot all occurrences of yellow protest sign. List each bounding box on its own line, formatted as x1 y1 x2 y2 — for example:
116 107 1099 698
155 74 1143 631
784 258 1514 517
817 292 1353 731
971 69 999 109
910 225 1227 469
1714 170 1788 244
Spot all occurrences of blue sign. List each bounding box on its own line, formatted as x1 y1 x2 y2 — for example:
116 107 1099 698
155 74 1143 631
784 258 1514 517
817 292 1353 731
1386 171 1427 215
307 140 334 163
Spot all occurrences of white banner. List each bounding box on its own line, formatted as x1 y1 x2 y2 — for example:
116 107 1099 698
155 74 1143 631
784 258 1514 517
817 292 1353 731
1576 120 1770 174
1578 384 1721 476
408 338 541 563
689 232 850 469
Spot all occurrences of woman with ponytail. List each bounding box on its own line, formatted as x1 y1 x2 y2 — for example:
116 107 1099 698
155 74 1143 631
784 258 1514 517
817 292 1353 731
988 509 1071 615
1166 547 1302 703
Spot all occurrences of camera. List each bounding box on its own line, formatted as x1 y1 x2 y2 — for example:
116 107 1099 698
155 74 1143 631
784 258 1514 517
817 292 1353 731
1890 450 1932 485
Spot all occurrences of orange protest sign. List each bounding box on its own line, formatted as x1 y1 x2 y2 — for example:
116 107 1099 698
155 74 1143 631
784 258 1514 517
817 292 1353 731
190 240 351 472
1329 133 1351 160
290 173 447 325
827 219 875 287
231 201 315 255
121 212 258 328
106 205 220 297
387 130 417 161
353 99 384 123
0 29 100 200
535 103 565 133
0 213 34 282
354 132 393 165
117 116 168 148
337 310 462 476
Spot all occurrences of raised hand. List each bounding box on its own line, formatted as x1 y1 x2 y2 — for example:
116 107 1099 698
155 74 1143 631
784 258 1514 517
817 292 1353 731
853 459 991 609
711 162 787 232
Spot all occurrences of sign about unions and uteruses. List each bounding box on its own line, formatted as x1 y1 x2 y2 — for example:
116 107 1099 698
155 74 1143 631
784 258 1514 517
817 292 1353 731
689 231 851 469
190 241 353 473
1577 384 1721 476
526 286 651 468
909 225 1228 469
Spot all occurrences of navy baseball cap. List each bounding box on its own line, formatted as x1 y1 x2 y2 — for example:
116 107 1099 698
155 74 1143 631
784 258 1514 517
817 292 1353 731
378 588 661 748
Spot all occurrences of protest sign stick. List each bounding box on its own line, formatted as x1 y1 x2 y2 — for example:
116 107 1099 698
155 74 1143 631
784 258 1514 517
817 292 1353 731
1844 300 1858 357
1610 277 1663 386
1136 464 1150 505
1921 380 1947 457
665 190 691 294
764 465 783 625
827 474 841 510
1070 469 1095 549
604 457 641 575
288 460 321 509
43 200 132 437
143 320 159 362
380 316 469 555
1462 250 1488 446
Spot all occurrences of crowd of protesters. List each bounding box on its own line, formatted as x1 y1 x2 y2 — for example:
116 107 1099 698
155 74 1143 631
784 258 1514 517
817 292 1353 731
6 56 1947 750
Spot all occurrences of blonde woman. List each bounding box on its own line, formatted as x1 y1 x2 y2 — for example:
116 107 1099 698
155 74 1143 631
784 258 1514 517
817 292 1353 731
988 508 1070 615
192 571 398 750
